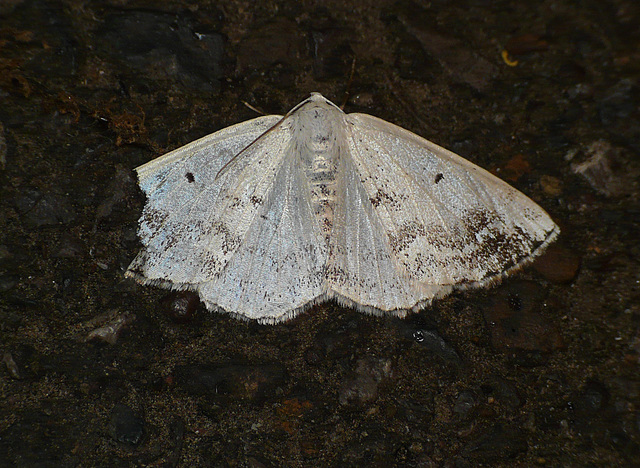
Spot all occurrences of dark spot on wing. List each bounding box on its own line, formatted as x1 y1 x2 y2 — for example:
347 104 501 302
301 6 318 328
435 173 443 184
185 172 195 183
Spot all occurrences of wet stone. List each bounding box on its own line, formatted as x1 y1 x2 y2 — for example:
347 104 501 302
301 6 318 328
0 245 10 262
337 425 396 465
481 377 523 412
308 318 365 364
304 342 325 366
95 165 137 224
338 357 393 406
0 0 23 15
84 312 135 345
160 291 200 324
12 1 79 79
0 121 6 170
108 403 145 447
2 352 21 379
244 456 269 468
598 79 636 127
557 62 588 89
0 306 25 334
570 380 610 423
307 11 355 80
0 403 83 466
532 244 581 284
570 140 628 196
165 417 185 465
350 365 392 404
567 382 640 456
0 272 18 292
395 396 434 425
392 30 438 81
235 19 306 77
411 329 462 366
391 1 498 91
548 101 584 132
453 390 479 418
52 234 85 259
1 345 38 381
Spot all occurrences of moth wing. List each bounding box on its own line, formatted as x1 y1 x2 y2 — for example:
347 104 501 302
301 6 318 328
126 115 294 285
135 115 282 201
198 151 328 323
342 113 558 290
326 151 449 314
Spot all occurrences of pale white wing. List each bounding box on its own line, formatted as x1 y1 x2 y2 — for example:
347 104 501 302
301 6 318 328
136 115 282 203
341 113 558 290
326 150 451 313
126 115 292 285
198 151 328 323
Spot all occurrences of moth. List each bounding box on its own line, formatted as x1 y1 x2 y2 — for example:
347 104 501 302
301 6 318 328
126 93 559 323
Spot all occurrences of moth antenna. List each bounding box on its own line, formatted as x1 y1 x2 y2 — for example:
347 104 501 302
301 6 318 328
243 101 267 116
340 57 357 110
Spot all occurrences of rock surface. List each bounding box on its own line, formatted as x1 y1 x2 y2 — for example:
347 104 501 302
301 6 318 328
1 0 638 466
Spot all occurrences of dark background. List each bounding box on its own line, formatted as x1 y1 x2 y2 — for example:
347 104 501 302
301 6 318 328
1 0 639 466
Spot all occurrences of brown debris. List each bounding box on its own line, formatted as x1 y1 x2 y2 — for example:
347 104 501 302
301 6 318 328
533 244 581 284
505 34 549 56
484 281 564 353
496 154 531 182
92 102 151 147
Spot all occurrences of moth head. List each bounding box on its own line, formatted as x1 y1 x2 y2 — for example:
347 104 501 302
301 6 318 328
293 94 345 153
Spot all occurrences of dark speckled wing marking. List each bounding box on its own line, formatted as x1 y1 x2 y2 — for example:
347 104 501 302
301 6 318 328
127 114 289 285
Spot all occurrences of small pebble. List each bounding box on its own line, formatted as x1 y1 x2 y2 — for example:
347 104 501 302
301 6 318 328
571 140 624 196
82 311 135 344
109 403 145 447
339 357 393 406
533 244 581 283
539 174 563 197
2 352 21 379
160 291 200 323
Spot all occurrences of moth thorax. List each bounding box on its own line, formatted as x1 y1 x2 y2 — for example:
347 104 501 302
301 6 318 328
292 104 344 239
296 105 343 155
